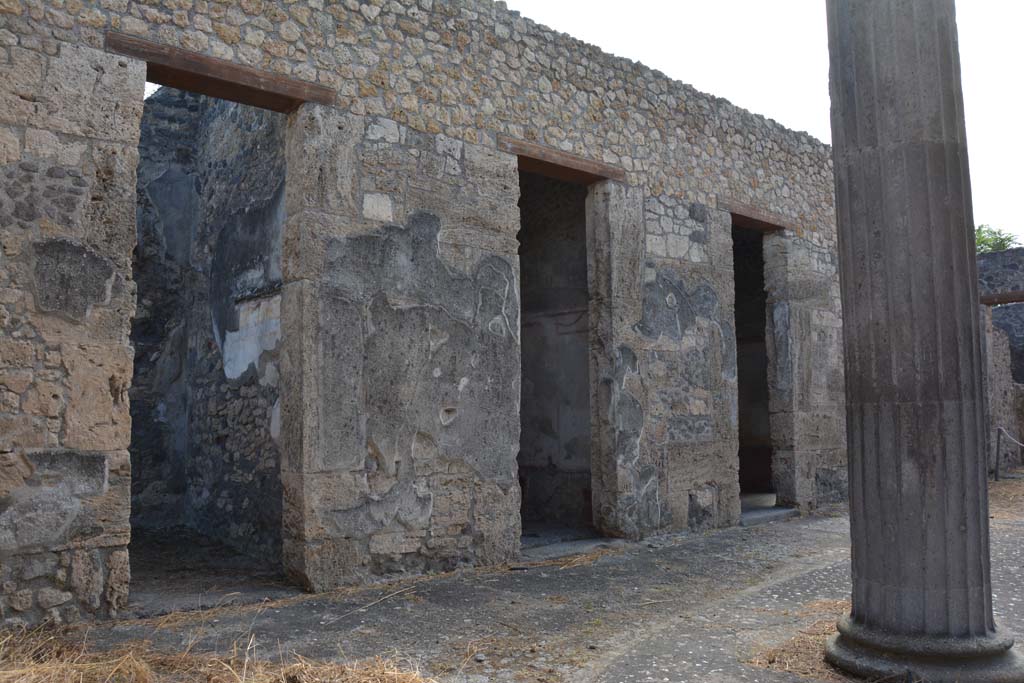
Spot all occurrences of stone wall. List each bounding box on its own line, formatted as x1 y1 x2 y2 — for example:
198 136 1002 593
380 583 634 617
978 249 1024 382
2 0 847 611
0 41 144 624
132 89 284 560
992 304 1024 383
976 250 1024 470
978 247 1024 296
280 108 523 588
982 307 1023 471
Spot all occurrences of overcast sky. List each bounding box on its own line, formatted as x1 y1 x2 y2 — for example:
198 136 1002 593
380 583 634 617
503 0 1023 240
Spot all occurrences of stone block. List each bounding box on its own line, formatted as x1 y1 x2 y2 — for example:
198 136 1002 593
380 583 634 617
772 449 817 508
815 464 848 505
30 45 145 144
0 127 18 165
23 450 108 497
282 470 370 540
61 343 131 451
0 369 33 394
24 129 87 166
0 414 46 452
687 483 718 531
81 142 141 273
284 536 370 592
18 554 57 581
21 381 63 418
0 340 35 368
0 454 31 497
369 531 424 555
0 48 45 127
36 588 71 609
105 549 129 612
9 590 32 612
0 490 82 552
69 549 103 610
285 105 362 218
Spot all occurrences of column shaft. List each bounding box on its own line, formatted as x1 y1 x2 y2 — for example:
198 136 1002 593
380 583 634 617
826 1 1024 679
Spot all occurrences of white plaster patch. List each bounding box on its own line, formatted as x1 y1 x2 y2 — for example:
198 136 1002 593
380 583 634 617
270 397 281 442
222 295 281 379
363 193 393 222
366 118 401 143
260 360 279 387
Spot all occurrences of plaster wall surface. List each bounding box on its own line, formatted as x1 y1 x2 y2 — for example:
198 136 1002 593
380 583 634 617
1 0 846 614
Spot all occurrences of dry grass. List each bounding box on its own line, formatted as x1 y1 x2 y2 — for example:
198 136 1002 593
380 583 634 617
0 628 434 683
554 547 620 570
749 618 848 682
747 599 852 682
989 469 1024 520
797 599 850 618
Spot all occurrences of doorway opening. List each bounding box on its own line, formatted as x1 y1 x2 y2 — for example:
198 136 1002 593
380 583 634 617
128 85 296 615
517 171 595 548
732 225 777 515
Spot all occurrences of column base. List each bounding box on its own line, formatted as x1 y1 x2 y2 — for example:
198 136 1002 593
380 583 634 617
826 628 1024 683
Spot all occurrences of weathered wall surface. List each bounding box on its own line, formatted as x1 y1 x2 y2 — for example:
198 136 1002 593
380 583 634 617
982 307 1023 472
978 247 1024 296
762 230 846 508
2 0 846 605
992 304 1024 383
132 89 285 560
978 249 1024 381
280 108 523 589
518 171 592 528
976 249 1024 469
0 40 144 624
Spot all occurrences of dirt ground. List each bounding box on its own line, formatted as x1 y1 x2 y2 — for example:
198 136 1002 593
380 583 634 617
5 472 1024 683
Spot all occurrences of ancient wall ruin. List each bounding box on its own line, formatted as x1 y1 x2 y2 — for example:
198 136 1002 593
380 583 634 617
132 88 285 560
979 247 1024 383
977 249 1024 471
1 0 846 621
982 307 1022 472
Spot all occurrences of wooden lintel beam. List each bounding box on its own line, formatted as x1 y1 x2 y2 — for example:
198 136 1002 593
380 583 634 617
105 32 335 113
497 135 627 185
719 197 796 233
981 290 1024 306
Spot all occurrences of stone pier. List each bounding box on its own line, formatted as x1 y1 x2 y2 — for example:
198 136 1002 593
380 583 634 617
825 0 1024 680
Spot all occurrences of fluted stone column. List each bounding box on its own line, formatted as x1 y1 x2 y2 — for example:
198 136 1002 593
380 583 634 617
825 1 1024 680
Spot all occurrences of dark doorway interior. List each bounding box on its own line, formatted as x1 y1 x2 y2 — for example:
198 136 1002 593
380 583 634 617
128 85 294 614
517 171 594 544
732 226 776 512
